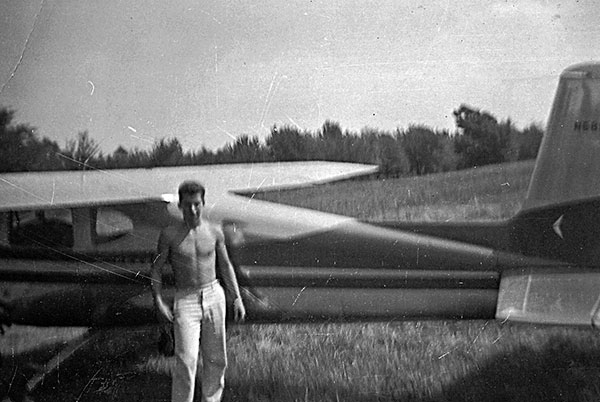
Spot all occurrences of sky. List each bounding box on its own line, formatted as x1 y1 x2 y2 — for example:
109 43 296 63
0 0 599 154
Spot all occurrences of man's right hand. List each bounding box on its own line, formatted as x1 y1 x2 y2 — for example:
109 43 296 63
155 299 173 323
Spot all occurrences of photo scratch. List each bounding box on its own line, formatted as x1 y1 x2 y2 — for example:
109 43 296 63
7 364 18 395
259 72 285 131
55 152 150 190
245 177 267 211
438 351 451 359
51 179 56 205
216 126 237 141
87 80 95 96
199 9 222 25
75 366 103 402
129 134 154 145
0 177 48 203
247 162 254 189
292 286 307 306
285 114 302 130
0 0 45 96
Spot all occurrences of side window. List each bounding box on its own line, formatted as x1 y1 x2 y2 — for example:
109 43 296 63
95 207 133 243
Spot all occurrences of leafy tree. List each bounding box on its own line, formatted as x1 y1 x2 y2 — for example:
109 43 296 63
0 108 62 172
355 130 409 177
317 120 344 161
104 146 131 169
63 130 101 169
400 125 443 175
150 137 184 167
29 137 63 171
266 125 308 161
225 135 266 163
190 146 217 165
513 122 544 160
435 130 459 172
453 104 510 168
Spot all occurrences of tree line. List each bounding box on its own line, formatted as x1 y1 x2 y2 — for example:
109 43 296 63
0 105 543 177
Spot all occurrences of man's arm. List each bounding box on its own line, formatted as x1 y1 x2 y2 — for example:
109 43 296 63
151 230 173 322
215 226 246 322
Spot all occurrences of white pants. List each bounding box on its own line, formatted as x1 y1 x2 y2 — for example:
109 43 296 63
172 281 227 402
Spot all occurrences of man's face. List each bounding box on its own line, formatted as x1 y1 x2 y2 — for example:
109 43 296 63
179 193 203 227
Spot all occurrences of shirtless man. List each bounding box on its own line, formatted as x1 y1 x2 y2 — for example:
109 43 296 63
151 181 246 402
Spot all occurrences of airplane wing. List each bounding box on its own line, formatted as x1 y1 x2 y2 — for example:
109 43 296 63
0 161 377 252
0 161 377 212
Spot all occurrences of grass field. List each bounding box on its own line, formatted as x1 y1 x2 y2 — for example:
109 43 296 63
3 160 600 402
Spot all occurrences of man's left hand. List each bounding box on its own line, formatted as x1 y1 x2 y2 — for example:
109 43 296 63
233 298 246 322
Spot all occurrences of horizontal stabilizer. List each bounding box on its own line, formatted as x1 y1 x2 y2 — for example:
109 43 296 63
496 267 600 328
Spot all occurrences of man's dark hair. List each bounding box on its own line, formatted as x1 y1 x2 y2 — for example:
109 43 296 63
178 181 205 204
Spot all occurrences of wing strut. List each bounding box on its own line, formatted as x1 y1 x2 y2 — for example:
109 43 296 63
72 207 97 251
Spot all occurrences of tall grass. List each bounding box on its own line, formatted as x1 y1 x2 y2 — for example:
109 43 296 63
3 160 600 402
254 161 534 221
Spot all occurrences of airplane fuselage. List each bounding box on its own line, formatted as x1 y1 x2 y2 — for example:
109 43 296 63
0 216 561 327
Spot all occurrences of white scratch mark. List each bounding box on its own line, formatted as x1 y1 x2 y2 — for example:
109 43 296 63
56 152 155 195
292 286 307 306
7 362 18 395
51 179 56 205
87 80 95 96
130 134 154 145
438 351 451 359
285 114 302 130
127 126 137 133
214 44 218 74
259 72 285 131
255 177 267 192
76 366 103 402
466 321 490 353
245 193 256 209
0 0 45 95
438 0 450 32
199 10 222 24
244 177 267 210
216 126 237 141
24 234 155 282
247 160 254 189
0 177 48 203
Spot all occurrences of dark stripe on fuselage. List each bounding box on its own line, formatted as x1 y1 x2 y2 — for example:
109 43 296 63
240 266 499 289
235 220 499 271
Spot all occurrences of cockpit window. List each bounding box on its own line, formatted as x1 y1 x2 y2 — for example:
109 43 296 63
6 207 133 248
9 209 73 248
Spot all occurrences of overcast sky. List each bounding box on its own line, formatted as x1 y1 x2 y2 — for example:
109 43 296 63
0 0 599 153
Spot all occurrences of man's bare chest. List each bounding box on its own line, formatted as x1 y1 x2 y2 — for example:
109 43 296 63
172 228 216 259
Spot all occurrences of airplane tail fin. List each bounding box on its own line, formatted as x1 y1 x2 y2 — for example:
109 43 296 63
510 62 600 265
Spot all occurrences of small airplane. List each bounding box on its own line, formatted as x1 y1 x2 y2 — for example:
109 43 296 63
1 61 600 390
